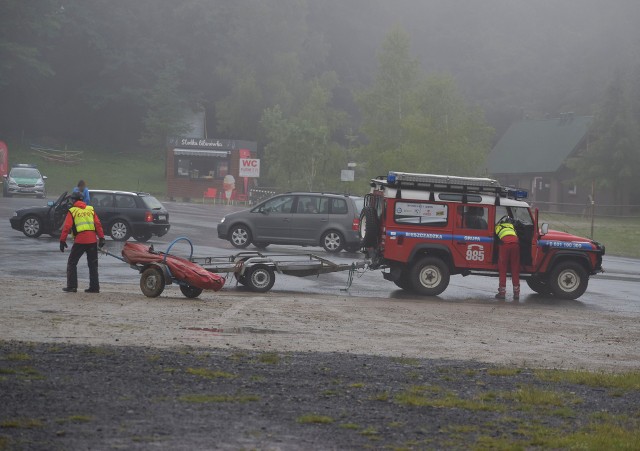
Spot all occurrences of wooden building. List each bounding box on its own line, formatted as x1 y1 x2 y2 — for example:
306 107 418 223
166 137 257 202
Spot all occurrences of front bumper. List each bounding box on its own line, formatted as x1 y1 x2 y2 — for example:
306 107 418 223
6 186 45 196
9 216 21 231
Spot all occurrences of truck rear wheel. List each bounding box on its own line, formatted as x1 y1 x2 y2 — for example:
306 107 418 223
549 261 588 300
410 257 450 296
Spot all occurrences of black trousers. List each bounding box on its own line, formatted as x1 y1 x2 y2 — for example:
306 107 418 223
66 243 99 290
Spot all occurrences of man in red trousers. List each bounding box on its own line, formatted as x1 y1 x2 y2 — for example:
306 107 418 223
494 216 520 301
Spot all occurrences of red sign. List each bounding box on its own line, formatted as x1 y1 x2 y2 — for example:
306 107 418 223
0 141 7 178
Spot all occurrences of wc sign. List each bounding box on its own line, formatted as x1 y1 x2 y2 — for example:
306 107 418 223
239 158 260 177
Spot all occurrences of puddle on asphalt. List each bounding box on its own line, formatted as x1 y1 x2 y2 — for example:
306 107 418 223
183 326 290 335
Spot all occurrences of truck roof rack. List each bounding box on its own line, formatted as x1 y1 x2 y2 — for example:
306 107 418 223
371 171 528 200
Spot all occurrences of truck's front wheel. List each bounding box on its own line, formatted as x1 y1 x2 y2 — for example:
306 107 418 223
410 257 450 296
549 261 588 300
526 276 552 296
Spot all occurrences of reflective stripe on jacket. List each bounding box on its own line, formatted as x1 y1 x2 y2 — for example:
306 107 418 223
495 222 517 241
69 205 96 234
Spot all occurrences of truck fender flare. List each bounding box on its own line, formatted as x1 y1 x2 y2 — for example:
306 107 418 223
407 244 453 269
545 251 592 274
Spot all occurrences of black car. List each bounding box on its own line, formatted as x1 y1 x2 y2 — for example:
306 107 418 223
9 190 170 241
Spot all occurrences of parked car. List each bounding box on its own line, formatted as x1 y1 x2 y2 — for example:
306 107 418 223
217 192 364 252
2 164 47 198
9 190 170 241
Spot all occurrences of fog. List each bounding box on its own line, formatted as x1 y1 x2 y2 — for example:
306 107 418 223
1 0 639 145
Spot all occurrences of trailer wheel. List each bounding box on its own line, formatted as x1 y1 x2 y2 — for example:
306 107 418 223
140 267 165 297
180 284 203 298
410 256 450 296
549 261 588 300
244 265 275 292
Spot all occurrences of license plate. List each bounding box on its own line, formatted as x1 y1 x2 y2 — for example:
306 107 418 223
158 215 166 221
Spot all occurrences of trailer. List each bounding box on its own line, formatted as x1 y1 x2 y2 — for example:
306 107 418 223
101 237 369 298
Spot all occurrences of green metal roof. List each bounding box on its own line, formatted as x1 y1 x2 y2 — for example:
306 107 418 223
488 115 592 174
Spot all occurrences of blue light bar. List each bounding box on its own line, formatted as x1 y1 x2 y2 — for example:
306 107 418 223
387 171 397 184
505 187 528 199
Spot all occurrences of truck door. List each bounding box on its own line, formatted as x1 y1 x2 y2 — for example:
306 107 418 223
451 205 496 269
384 200 452 263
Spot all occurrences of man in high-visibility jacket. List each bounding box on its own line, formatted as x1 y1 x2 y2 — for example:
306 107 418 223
495 217 520 300
59 191 106 293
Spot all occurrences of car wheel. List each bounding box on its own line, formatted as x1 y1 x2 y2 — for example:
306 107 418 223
321 230 344 253
110 219 131 241
410 256 450 296
21 215 43 238
359 206 379 247
244 265 275 292
134 232 153 242
549 261 588 300
526 276 552 296
179 284 203 299
140 267 165 297
229 224 251 248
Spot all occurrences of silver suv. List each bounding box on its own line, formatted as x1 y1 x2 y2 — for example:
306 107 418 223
217 192 363 252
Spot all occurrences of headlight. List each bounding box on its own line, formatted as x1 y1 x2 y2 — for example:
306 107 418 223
36 180 44 186
8 178 17 187
220 217 226 224
13 212 18 217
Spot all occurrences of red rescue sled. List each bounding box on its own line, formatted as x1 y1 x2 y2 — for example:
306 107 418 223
121 242 225 293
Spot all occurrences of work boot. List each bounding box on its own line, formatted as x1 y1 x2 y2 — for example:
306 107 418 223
513 285 520 301
495 287 506 300
62 287 77 293
84 288 100 293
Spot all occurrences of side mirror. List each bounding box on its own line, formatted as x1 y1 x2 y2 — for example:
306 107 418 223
42 175 48 180
540 223 549 236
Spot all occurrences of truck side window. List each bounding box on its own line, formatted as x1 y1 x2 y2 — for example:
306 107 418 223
394 201 448 226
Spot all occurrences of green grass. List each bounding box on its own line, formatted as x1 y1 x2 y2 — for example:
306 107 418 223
0 418 42 429
257 352 280 365
185 367 236 379
296 414 334 424
534 368 640 392
5 353 31 361
178 393 260 403
395 385 505 412
6 143 166 197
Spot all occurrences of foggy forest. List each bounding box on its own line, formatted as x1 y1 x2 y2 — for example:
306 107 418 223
1 0 640 194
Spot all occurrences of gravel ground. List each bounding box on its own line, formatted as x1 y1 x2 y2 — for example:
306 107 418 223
1 277 640 449
2 341 640 451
